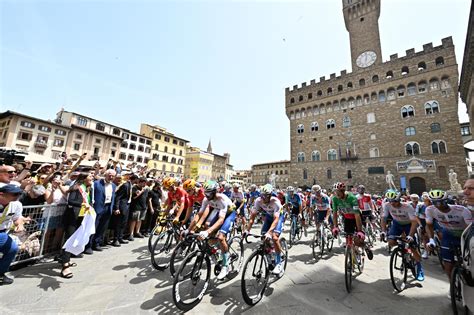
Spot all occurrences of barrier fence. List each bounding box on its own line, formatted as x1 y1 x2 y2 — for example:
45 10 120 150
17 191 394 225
10 203 67 266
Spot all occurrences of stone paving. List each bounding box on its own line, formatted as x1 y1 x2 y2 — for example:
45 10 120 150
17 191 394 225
0 225 454 314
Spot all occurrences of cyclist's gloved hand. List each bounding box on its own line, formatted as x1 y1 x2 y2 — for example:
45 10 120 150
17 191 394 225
198 231 209 239
356 231 365 241
169 209 175 216
264 232 272 240
332 227 339 236
428 238 436 248
406 235 414 243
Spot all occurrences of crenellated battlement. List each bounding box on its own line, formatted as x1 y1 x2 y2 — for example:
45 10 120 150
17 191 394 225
285 37 454 97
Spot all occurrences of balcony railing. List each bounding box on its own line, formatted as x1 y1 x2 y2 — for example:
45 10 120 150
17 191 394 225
340 155 358 162
34 141 48 149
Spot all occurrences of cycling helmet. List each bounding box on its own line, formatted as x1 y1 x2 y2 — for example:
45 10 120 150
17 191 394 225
233 183 240 188
428 189 448 201
203 180 219 193
261 184 273 195
409 193 419 200
385 190 401 202
286 186 295 192
357 185 365 193
162 177 176 189
224 183 232 190
183 179 196 190
174 177 182 186
297 188 302 193
333 182 346 191
250 184 257 191
312 185 321 192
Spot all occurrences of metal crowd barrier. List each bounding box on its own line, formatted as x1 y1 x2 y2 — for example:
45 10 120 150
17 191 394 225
10 203 67 266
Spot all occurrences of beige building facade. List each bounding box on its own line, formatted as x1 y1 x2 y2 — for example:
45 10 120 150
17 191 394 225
140 124 188 177
184 146 214 182
251 160 290 188
286 0 466 195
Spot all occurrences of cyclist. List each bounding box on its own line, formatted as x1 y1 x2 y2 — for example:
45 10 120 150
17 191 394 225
182 179 205 224
356 185 376 232
162 177 190 226
186 180 236 280
246 184 260 209
425 189 472 280
285 186 303 236
331 182 373 260
310 185 331 231
244 184 285 274
231 183 246 229
381 190 424 281
223 183 232 198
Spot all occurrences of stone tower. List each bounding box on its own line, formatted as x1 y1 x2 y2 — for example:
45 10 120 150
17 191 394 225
343 0 382 72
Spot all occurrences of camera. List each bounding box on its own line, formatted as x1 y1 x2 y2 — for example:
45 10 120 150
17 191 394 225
0 148 27 166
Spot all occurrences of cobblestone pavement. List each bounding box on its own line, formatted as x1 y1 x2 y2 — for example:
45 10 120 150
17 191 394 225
0 224 453 314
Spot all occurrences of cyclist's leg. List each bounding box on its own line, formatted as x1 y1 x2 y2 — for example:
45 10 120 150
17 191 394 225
440 228 460 279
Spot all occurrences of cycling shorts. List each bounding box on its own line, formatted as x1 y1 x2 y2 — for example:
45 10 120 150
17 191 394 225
388 221 411 241
440 228 461 263
261 213 285 236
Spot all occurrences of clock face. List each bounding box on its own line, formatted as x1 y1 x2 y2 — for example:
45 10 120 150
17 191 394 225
356 51 377 68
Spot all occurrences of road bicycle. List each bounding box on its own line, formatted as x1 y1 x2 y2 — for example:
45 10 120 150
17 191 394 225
450 245 474 315
289 212 303 247
241 233 288 305
389 235 417 292
150 217 182 270
312 218 333 259
344 231 365 293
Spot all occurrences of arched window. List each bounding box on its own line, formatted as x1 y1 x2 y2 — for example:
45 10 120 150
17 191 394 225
431 140 447 154
297 152 305 162
297 124 304 134
386 71 393 79
370 133 376 140
401 105 415 118
326 119 335 129
407 83 416 95
327 149 337 161
290 97 295 104
425 101 440 115
313 106 319 115
364 94 370 104
320 104 326 114
347 82 353 88
418 62 427 71
435 57 445 66
301 108 306 117
348 97 355 108
401 66 409 75
405 126 416 136
359 78 365 86
429 78 440 90
311 122 319 132
441 76 450 89
418 80 427 93
342 116 351 128
430 123 441 133
356 96 362 106
372 75 379 83
369 147 379 158
378 91 386 102
333 100 340 111
371 92 378 102
387 88 396 100
311 151 321 161
317 90 322 96
308 93 313 99
299 95 303 101
306 106 312 117
341 99 347 109
326 102 333 113
290 111 295 120
397 85 406 97
338 84 343 92
405 142 420 155
295 110 301 119
327 87 333 95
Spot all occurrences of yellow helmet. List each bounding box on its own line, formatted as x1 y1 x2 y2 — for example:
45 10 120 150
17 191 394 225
183 179 196 190
162 177 176 189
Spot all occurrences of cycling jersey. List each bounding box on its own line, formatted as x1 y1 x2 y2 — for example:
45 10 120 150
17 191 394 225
187 187 205 206
331 192 359 219
425 204 472 237
247 190 261 206
382 202 416 225
199 193 234 218
357 193 373 211
230 190 245 203
414 203 426 219
286 193 302 214
167 187 189 209
252 196 282 218
223 190 232 198
311 193 330 211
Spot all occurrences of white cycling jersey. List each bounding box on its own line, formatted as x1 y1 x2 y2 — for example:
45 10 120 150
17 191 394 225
199 193 234 218
252 196 282 218
383 202 416 225
426 204 472 237
230 190 245 203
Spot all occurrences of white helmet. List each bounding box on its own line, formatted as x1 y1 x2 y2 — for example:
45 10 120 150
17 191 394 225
312 185 321 192
261 184 273 195
286 186 294 192
232 183 240 188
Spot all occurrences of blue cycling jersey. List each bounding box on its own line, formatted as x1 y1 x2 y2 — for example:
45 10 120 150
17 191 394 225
286 193 301 209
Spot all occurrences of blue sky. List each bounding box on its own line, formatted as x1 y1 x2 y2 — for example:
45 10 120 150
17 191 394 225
0 0 470 169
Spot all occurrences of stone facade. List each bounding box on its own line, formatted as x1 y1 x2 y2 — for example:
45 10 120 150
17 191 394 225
460 2 474 132
285 0 466 195
251 160 290 189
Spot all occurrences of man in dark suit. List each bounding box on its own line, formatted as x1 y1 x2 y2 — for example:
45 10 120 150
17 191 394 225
111 173 137 246
90 169 117 251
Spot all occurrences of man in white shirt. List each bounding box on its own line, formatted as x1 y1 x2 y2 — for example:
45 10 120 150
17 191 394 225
0 184 24 285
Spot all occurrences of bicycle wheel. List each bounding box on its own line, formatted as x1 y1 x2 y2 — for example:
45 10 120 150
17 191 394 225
151 232 174 270
289 218 296 248
280 238 289 272
450 267 463 315
173 250 211 312
170 238 197 277
326 228 334 252
296 219 303 241
390 247 407 292
241 251 269 306
355 247 364 273
148 224 164 253
319 229 325 257
344 246 353 293
435 235 444 270
228 236 244 276
312 230 320 259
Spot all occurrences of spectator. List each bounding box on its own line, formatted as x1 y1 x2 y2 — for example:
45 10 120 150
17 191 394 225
128 177 148 241
142 181 163 237
0 184 25 285
110 173 136 246
58 172 94 278
90 169 116 251
0 165 20 187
